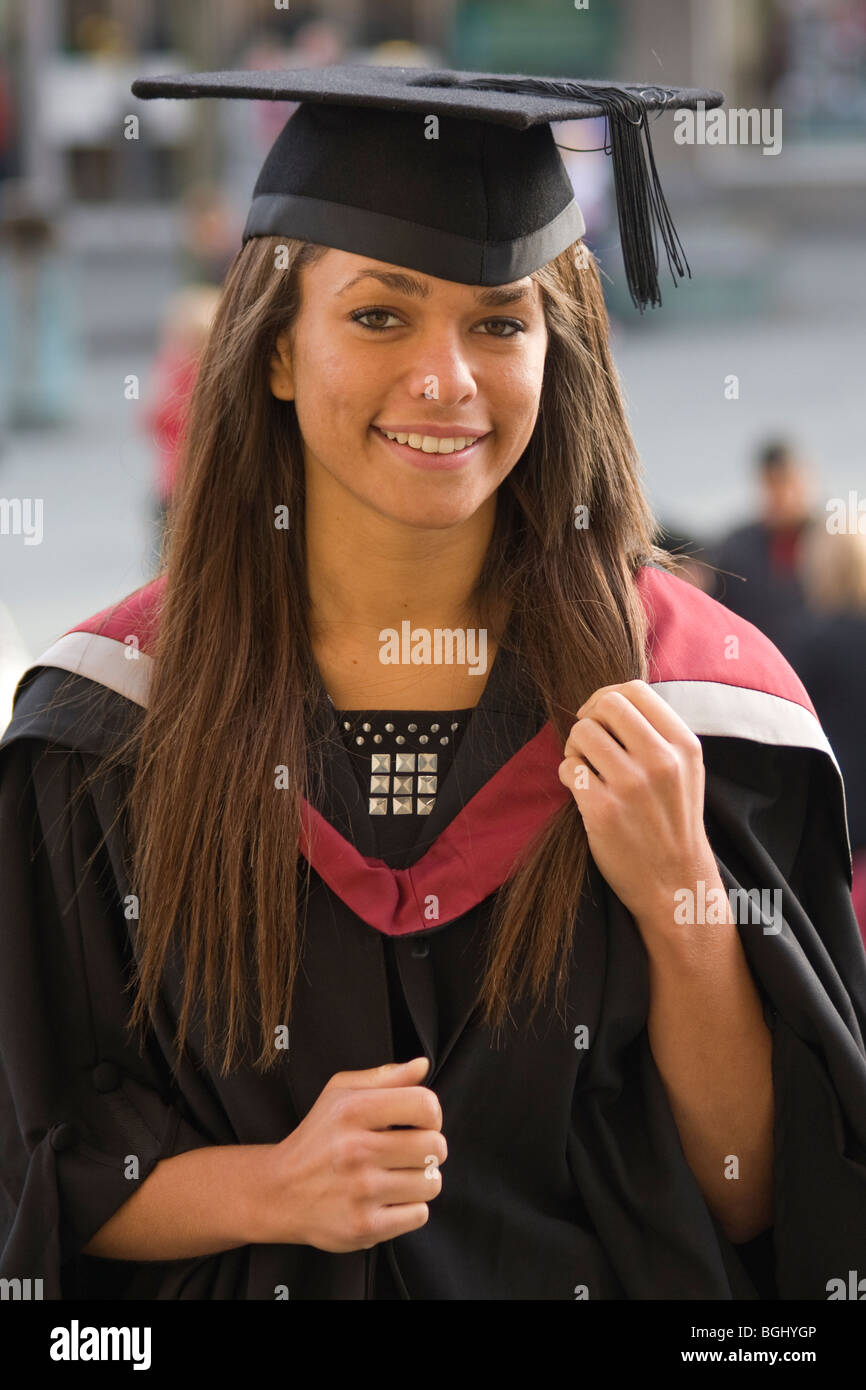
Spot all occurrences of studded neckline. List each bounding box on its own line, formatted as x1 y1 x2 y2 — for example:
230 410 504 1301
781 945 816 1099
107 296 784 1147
332 706 475 817
334 707 475 746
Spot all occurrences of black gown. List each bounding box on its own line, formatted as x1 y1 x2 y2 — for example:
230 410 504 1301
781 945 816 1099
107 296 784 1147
330 702 474 1299
1 560 865 1300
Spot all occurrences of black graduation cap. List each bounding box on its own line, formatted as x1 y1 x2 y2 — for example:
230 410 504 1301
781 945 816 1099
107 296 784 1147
130 65 725 312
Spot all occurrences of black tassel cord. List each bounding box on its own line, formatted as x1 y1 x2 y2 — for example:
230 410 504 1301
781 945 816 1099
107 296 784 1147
422 73 692 312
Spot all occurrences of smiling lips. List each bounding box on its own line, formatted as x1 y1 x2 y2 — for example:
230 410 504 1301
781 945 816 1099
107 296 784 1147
374 425 489 455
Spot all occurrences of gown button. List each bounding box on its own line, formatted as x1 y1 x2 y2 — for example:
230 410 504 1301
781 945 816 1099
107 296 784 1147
92 1062 121 1092
50 1122 77 1152
410 939 430 958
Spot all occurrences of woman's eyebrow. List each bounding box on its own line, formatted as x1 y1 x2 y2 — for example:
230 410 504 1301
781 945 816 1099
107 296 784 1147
336 269 535 307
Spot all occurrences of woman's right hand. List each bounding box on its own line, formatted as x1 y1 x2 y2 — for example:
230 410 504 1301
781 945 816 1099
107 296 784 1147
253 1056 447 1252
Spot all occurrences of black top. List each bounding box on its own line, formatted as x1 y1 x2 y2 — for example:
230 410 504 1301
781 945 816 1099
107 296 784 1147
331 706 476 1065
331 703 478 1298
332 707 474 854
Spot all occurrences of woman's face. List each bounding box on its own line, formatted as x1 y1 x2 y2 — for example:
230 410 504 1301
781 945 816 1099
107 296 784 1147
269 249 548 528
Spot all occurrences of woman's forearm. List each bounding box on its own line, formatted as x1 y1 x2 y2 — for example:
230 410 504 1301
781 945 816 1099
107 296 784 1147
81 1142 279 1261
636 861 775 1245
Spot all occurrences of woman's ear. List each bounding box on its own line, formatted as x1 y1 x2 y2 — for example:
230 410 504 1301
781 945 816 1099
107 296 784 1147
269 330 295 401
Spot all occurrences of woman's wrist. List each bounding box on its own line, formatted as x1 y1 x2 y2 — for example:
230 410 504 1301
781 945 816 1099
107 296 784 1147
83 1141 289 1262
242 1140 302 1247
633 848 732 951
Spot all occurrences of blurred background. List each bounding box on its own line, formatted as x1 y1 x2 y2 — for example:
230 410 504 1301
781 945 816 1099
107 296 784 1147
1 0 865 929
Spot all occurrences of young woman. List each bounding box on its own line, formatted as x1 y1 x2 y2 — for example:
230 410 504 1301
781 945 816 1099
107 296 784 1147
1 69 864 1302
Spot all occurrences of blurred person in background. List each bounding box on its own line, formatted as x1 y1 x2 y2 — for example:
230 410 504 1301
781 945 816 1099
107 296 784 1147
142 284 220 555
221 21 351 217
0 62 15 184
706 439 819 673
0 194 75 430
180 183 240 287
791 525 866 948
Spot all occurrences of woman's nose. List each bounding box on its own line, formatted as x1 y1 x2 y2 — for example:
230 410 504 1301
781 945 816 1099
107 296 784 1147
405 336 479 403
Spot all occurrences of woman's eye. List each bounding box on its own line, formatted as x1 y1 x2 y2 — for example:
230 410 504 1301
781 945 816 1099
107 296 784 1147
350 309 402 331
477 318 525 337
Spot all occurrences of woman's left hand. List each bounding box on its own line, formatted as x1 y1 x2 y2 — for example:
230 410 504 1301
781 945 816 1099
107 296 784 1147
557 679 717 926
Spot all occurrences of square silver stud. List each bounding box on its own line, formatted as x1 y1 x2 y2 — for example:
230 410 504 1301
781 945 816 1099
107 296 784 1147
371 753 391 774
418 753 438 772
369 796 389 815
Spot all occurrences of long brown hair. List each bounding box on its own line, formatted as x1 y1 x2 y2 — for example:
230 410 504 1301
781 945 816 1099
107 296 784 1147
85 234 675 1074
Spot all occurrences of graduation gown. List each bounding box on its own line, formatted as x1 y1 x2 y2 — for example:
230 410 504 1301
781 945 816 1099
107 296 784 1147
1 561 865 1301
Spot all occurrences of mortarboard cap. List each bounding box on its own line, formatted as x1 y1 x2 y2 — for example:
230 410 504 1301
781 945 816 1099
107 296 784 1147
130 66 724 312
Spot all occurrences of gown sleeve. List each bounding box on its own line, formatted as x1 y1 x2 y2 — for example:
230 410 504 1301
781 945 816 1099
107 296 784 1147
701 736 866 1297
0 736 214 1298
566 731 866 1300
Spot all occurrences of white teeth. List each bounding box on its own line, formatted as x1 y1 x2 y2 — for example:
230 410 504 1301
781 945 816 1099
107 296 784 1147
380 429 479 454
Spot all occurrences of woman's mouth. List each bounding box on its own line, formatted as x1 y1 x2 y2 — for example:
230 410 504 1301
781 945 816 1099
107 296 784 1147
371 425 488 469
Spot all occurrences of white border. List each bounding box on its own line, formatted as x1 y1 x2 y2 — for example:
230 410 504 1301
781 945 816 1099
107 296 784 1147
30 631 152 707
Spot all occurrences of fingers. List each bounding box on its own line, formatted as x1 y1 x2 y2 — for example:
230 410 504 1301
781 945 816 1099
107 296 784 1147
351 1083 443 1132
292 1058 447 1255
342 1138 445 1251
364 1202 432 1246
325 1058 443 1131
562 683 703 795
562 716 632 786
374 1128 448 1170
376 1166 444 1206
360 1166 444 1248
560 681 707 809
576 679 702 753
330 1056 430 1091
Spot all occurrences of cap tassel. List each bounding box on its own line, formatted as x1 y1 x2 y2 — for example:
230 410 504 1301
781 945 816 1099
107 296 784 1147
436 74 691 311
